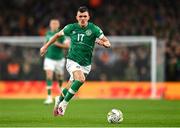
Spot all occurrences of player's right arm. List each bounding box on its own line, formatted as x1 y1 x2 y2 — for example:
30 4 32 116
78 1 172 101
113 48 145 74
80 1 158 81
40 30 64 56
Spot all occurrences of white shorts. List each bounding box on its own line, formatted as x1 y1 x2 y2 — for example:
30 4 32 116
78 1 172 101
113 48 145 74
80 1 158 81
43 58 65 75
66 59 91 81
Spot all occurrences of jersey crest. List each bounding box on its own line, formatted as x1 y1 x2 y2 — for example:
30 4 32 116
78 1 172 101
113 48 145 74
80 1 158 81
85 29 92 36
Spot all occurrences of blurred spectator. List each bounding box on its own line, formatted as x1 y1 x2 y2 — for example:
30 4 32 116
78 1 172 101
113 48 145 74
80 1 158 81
87 64 101 81
6 59 21 80
20 62 34 80
124 62 138 81
138 66 150 81
0 0 179 38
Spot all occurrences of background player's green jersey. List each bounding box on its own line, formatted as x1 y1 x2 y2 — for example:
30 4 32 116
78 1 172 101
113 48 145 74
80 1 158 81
45 29 65 60
63 22 104 66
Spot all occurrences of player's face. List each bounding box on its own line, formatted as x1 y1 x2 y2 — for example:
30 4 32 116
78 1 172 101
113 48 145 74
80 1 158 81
50 20 60 31
76 11 90 27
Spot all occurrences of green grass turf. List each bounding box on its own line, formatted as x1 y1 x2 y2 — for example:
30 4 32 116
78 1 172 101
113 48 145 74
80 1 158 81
0 99 180 127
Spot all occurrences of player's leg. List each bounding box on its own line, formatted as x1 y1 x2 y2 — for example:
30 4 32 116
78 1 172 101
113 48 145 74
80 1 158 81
56 74 63 88
44 70 53 104
63 70 85 102
55 71 84 116
63 73 88 102
58 80 72 102
55 59 91 116
43 58 55 104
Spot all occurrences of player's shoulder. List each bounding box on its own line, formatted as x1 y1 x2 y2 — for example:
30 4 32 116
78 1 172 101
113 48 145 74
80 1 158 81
89 22 101 29
89 22 97 27
64 23 77 28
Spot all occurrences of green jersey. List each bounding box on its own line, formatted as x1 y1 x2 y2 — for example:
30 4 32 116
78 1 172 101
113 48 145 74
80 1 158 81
45 29 65 60
63 22 104 66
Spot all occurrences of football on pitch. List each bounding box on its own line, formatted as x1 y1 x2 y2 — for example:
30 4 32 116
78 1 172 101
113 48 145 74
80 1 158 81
107 109 123 123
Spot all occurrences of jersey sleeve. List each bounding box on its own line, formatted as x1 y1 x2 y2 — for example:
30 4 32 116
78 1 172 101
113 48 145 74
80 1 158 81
63 24 73 36
57 36 65 44
94 25 104 39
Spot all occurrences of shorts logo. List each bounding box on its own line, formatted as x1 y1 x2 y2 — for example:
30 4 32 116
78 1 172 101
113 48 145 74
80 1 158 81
85 29 92 36
76 66 80 69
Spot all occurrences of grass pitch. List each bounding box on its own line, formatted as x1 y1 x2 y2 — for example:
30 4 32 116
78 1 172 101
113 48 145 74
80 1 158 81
0 99 180 127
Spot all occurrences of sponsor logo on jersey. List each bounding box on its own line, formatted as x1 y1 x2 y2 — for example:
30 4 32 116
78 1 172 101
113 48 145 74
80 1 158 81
85 29 92 36
72 31 76 34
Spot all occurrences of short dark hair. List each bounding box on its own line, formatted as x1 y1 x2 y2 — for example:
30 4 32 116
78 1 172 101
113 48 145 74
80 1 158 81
78 6 89 13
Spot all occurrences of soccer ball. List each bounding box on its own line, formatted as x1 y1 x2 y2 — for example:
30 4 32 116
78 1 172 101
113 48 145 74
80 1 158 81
107 109 123 123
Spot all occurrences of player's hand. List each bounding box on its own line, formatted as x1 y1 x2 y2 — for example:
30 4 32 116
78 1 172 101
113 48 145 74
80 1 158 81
40 45 48 56
103 41 111 48
96 38 104 46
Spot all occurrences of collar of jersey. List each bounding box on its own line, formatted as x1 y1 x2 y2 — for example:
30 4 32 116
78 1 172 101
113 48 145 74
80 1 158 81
77 22 89 29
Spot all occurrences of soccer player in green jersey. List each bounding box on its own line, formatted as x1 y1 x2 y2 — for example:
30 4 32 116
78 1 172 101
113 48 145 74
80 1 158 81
43 19 69 104
40 6 111 115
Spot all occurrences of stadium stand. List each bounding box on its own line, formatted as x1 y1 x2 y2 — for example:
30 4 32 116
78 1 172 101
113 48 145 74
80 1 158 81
0 0 179 81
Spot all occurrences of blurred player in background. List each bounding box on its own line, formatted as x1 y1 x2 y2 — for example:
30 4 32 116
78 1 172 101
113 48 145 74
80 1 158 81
40 6 111 115
43 19 69 104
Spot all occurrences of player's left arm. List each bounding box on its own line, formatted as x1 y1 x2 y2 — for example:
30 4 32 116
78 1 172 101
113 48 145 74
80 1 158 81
95 25 111 48
96 36 111 48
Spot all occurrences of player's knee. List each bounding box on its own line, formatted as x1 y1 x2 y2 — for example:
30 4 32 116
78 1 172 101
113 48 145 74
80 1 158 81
46 70 53 79
75 76 85 83
73 71 85 83
78 77 85 83
47 75 53 80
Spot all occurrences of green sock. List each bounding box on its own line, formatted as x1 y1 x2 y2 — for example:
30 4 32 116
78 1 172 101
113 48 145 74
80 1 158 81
64 80 83 102
59 88 68 102
47 89 51 95
58 79 63 88
46 79 52 95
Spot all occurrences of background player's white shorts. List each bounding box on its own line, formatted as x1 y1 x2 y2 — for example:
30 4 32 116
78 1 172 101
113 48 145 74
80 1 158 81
66 59 91 81
43 58 65 75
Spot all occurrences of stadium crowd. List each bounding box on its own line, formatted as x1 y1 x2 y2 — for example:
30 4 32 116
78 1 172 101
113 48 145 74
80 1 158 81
0 0 179 81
